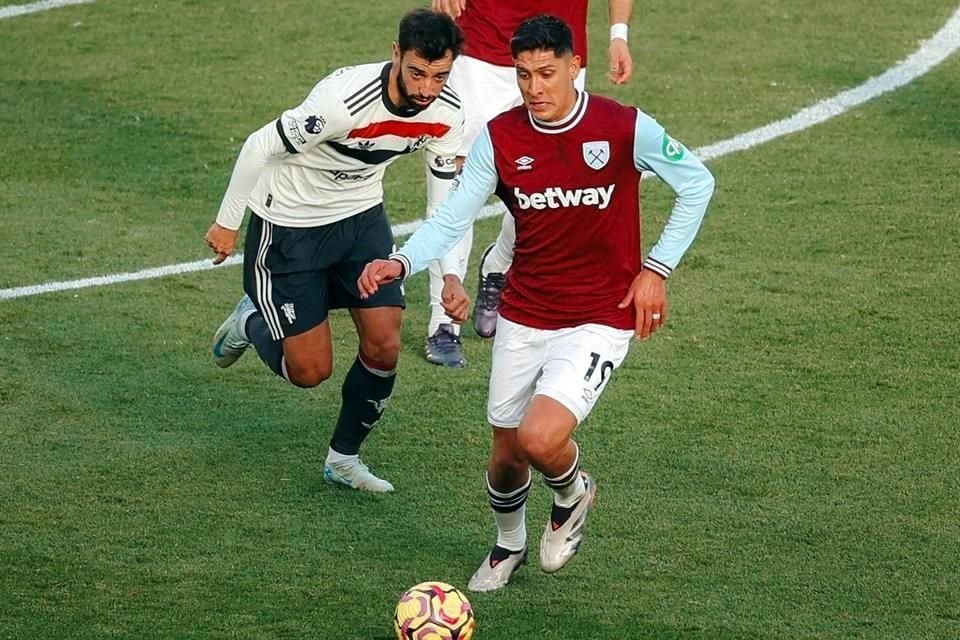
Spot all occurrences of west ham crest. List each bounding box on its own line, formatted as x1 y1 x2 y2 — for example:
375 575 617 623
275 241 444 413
582 141 610 170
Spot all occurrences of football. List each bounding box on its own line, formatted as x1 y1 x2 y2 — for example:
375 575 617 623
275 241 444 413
394 581 476 640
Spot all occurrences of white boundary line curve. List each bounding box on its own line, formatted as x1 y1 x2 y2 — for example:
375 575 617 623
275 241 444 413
0 0 93 20
1 7 958 302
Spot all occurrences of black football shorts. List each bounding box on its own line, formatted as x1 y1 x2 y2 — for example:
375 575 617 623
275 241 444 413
242 204 404 340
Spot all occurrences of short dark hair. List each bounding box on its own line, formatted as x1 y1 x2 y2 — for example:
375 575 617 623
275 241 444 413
397 8 464 61
510 14 574 59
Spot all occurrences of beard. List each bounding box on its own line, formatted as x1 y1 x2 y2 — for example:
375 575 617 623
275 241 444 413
397 73 434 113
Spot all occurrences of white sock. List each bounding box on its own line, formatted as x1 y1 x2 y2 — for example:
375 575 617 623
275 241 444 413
494 506 527 551
544 443 586 508
326 449 358 467
554 474 586 508
481 213 517 276
487 472 531 551
426 228 473 335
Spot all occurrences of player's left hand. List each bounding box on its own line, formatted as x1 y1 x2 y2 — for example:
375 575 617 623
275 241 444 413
440 274 469 323
608 39 633 85
618 269 666 340
358 259 403 299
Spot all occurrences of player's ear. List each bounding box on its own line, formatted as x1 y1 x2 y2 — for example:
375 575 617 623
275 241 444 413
569 54 582 80
392 41 401 64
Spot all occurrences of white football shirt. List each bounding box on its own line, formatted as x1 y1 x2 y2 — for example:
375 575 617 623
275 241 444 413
216 61 464 229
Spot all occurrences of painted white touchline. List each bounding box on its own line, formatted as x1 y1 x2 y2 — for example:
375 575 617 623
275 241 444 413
1 7 958 302
695 8 960 162
0 0 93 20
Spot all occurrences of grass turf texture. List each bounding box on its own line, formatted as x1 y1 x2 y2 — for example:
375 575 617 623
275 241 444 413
1 1 958 638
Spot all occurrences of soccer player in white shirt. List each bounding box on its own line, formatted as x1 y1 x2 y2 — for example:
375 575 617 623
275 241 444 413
203 9 466 493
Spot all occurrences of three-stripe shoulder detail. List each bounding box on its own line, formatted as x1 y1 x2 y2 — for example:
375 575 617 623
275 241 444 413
437 85 462 110
345 76 382 116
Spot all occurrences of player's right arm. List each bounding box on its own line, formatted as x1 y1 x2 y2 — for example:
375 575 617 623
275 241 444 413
205 74 350 263
393 126 498 277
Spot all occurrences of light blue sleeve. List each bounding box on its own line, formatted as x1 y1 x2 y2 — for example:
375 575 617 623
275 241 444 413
392 126 499 277
633 110 716 278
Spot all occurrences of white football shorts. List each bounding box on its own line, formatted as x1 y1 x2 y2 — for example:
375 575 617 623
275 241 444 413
487 316 633 428
447 55 587 156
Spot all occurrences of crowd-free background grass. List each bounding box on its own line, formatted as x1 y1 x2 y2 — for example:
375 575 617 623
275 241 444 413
1 2 958 638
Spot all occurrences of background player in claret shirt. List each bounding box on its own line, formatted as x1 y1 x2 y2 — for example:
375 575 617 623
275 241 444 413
203 9 465 493
420 0 634 368
358 14 714 590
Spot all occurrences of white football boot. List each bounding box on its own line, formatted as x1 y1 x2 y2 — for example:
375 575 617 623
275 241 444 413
539 471 597 573
468 545 527 592
212 295 256 368
323 458 394 493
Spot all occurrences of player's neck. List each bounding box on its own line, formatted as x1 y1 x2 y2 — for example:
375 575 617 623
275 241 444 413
530 90 584 128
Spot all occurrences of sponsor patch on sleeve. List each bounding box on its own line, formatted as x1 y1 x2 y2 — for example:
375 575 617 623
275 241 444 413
282 115 307 147
305 114 326 135
661 134 686 161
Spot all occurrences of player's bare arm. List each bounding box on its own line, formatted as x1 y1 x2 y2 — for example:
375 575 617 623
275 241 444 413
432 0 466 19
618 269 667 340
607 0 633 85
440 274 469 323
358 259 405 299
204 222 239 265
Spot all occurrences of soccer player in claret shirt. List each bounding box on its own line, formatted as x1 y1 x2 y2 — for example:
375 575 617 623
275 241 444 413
421 0 634 368
358 14 714 589
203 9 466 493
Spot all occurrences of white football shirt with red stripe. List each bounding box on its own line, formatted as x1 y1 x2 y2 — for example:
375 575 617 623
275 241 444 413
247 62 463 228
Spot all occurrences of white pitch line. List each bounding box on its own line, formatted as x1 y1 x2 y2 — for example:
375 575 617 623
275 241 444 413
2 7 958 302
0 0 93 20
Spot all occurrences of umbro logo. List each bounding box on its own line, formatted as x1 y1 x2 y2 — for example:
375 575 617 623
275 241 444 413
515 155 534 170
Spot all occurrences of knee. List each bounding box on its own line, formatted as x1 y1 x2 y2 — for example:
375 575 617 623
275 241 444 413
286 360 333 388
489 430 527 484
516 428 561 469
360 334 401 369
490 447 526 481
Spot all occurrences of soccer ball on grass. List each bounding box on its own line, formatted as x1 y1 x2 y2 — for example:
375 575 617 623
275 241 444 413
394 580 476 640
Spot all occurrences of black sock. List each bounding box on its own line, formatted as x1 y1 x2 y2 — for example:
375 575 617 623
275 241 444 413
329 356 396 456
246 313 285 378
